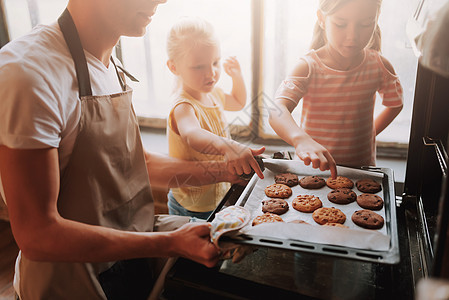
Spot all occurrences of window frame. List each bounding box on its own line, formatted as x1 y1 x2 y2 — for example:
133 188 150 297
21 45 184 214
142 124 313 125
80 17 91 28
0 0 9 48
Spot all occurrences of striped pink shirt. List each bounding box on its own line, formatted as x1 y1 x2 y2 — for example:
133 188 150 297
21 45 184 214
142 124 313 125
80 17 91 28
275 49 403 167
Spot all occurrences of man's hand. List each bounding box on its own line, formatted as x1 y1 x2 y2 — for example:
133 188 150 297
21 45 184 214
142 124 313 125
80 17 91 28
169 222 221 268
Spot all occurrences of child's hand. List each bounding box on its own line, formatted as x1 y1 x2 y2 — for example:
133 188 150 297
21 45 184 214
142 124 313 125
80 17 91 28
223 56 242 78
221 140 265 179
295 137 337 179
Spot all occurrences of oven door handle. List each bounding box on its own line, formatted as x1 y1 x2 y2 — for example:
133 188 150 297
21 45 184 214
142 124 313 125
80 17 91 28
422 136 448 176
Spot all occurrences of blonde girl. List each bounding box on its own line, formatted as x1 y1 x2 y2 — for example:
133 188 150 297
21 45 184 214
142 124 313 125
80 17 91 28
269 0 403 178
166 17 265 218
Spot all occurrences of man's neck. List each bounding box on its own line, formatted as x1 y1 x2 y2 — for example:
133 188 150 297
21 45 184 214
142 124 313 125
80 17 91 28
66 3 119 67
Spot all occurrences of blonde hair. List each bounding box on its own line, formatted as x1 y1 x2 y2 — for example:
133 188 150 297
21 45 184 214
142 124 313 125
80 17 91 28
166 17 219 93
310 0 382 52
167 16 219 63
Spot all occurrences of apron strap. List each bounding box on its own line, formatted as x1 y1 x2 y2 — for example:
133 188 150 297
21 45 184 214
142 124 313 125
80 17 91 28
111 57 140 83
110 57 141 92
110 57 126 92
58 8 92 97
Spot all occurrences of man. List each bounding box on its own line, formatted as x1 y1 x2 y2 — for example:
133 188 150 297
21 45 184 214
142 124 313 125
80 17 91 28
0 0 263 298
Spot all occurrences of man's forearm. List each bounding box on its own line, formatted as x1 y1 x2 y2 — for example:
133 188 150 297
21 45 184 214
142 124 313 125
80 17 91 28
145 151 231 189
19 215 173 262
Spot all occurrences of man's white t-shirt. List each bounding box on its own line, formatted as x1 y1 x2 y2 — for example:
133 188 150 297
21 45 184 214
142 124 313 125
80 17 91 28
0 22 127 296
0 22 124 201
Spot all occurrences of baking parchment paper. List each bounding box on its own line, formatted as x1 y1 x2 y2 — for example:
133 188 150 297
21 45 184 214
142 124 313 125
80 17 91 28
236 161 391 251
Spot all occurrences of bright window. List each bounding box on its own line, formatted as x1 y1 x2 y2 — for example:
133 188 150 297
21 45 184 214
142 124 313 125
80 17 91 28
3 0 68 39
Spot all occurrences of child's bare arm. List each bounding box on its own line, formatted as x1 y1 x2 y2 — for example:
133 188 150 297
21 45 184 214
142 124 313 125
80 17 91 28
269 60 337 178
222 56 247 111
375 105 403 135
269 99 337 179
376 56 403 135
173 103 265 178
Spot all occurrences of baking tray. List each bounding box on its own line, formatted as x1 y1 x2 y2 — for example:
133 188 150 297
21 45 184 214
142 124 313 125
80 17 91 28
212 164 400 265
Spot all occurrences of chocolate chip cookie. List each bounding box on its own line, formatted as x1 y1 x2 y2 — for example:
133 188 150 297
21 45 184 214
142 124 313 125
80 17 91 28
312 207 346 225
252 212 284 226
356 179 382 193
262 198 289 215
326 176 354 189
327 188 357 204
274 173 299 187
352 210 384 229
356 194 384 210
265 184 292 199
292 195 323 213
299 175 326 189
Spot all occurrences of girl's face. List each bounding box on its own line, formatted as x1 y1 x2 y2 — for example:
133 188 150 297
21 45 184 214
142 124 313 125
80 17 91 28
175 43 221 99
321 0 378 58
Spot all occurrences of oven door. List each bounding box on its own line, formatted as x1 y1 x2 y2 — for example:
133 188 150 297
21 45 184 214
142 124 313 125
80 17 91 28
403 61 449 282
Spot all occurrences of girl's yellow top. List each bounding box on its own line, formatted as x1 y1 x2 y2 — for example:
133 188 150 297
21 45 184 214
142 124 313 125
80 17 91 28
167 88 231 212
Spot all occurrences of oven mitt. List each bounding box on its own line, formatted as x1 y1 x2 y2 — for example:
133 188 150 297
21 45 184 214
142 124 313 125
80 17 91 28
210 206 250 246
210 206 257 263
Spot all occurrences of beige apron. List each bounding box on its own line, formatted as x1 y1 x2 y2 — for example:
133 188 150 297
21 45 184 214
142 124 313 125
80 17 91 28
17 9 155 299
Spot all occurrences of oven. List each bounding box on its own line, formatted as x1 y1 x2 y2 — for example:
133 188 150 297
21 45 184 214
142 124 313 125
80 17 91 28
402 0 449 287
161 2 449 299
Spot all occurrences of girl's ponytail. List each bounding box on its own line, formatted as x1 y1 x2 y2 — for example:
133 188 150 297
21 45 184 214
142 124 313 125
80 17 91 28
310 21 326 50
368 24 382 52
